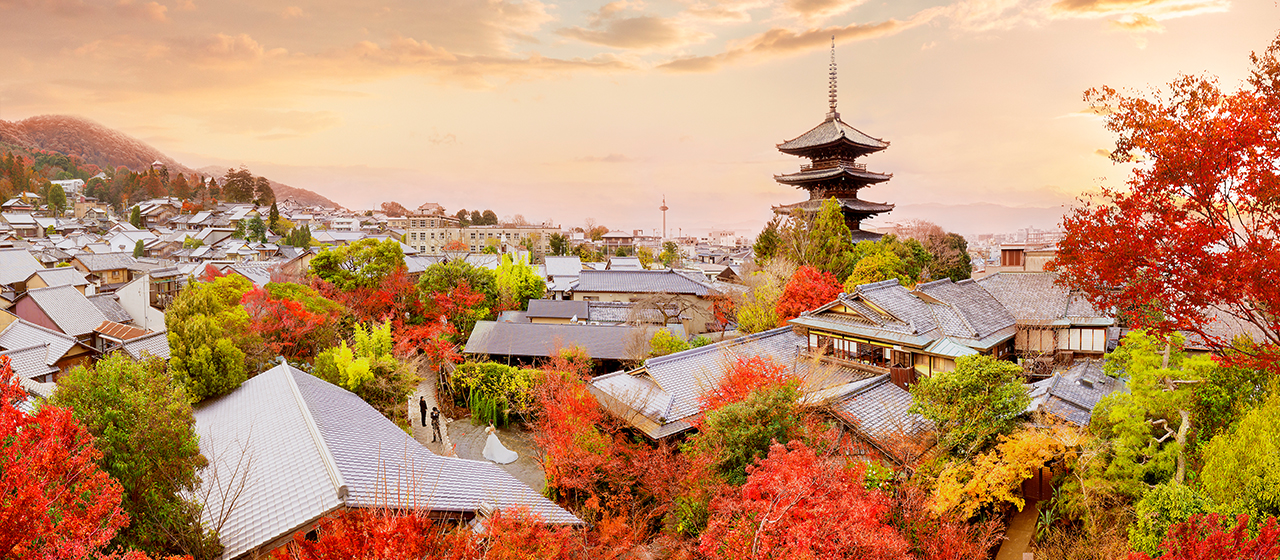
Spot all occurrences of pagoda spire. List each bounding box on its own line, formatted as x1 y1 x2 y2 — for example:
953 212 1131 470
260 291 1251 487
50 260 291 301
827 35 839 121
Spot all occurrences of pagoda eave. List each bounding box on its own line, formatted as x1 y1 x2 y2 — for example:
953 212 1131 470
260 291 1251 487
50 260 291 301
773 168 892 186
771 198 895 215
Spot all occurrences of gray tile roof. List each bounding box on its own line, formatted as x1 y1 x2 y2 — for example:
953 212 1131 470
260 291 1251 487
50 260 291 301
195 365 579 559
120 330 170 361
87 294 134 324
574 269 716 296
976 272 1112 327
915 279 1017 340
291 370 578 523
0 319 78 368
525 299 589 320
28 266 89 288
0 248 43 287
73 252 140 272
1027 359 1120 426
0 344 59 380
830 375 935 463
544 256 583 278
777 115 889 153
22 285 108 337
464 321 655 360
774 167 893 186
588 301 686 324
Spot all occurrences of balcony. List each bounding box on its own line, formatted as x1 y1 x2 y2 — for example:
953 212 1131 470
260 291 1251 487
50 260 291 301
801 159 866 172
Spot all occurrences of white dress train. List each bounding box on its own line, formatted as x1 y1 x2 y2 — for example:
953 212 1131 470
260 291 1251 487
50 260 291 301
482 430 519 464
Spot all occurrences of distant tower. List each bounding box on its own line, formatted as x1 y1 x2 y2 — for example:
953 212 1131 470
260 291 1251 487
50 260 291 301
772 36 895 241
659 196 669 239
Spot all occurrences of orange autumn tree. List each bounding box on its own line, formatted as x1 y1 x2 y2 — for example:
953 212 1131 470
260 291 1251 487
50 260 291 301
0 357 131 558
698 356 799 415
775 265 843 323
699 441 911 560
1056 33 1280 370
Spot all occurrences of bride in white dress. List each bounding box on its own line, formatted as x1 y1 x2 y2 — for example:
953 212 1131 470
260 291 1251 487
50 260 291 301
482 425 519 464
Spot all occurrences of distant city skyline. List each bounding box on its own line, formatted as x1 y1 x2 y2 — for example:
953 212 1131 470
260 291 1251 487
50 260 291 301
2 0 1274 237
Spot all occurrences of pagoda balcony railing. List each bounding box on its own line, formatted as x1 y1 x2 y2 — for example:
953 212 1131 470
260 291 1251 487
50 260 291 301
801 159 866 172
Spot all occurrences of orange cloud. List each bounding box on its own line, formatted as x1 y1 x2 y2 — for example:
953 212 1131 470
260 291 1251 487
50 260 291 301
781 0 868 21
658 16 929 72
558 1 711 50
280 5 303 19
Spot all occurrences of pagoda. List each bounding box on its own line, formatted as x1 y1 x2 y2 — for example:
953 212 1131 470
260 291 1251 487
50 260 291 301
773 38 894 242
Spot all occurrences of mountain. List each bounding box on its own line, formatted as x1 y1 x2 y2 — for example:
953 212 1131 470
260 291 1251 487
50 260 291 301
884 202 1071 236
0 115 339 208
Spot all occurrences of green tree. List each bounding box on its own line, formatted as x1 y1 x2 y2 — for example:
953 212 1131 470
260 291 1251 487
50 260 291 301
687 381 803 485
844 242 911 290
780 199 856 281
470 210 482 224
253 176 274 206
735 258 796 334
649 329 692 357
268 202 280 233
52 354 220 558
167 274 260 402
925 232 972 282
286 224 312 249
309 238 405 292
313 321 420 429
660 241 682 267
133 239 145 258
455 209 471 227
232 219 245 239
45 181 67 216
548 233 569 256
1200 392 1280 521
637 246 655 269
494 254 545 311
183 237 203 249
221 167 254 203
1128 483 1211 557
246 215 266 243
130 205 142 228
753 217 782 262
910 355 1029 457
481 209 498 225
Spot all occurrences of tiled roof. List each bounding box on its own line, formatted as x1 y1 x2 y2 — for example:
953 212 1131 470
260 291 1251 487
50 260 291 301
526 299 589 320
292 369 578 523
774 166 892 185
193 364 344 560
87 294 134 324
22 285 107 337
1027 359 1120 426
777 116 889 153
464 321 655 360
976 272 1112 327
0 344 59 380
28 266 89 288
773 197 893 214
0 319 78 367
588 301 686 324
574 269 716 296
0 248 43 287
120 330 170 361
73 252 140 272
915 279 1016 340
830 375 934 462
544 256 583 278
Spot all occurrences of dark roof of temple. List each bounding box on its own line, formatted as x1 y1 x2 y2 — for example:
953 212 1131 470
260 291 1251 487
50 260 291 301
777 116 889 155
773 197 894 215
774 165 892 186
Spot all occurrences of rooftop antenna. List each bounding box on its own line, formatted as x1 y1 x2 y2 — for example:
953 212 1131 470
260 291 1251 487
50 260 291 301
827 35 839 121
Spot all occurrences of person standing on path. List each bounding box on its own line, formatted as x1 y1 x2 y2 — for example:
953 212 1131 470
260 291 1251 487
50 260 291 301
430 407 442 442
419 396 428 427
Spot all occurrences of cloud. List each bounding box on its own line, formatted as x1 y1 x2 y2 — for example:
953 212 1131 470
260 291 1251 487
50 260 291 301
1109 12 1162 31
780 0 868 21
280 5 303 19
658 14 933 72
576 153 634 162
558 1 711 50
115 0 167 21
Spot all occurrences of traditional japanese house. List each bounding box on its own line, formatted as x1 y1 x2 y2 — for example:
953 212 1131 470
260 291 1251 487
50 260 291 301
772 39 895 241
788 279 1017 386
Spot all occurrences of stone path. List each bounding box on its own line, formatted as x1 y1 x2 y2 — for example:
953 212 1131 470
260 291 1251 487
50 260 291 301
995 500 1040 560
406 365 455 457
403 365 547 492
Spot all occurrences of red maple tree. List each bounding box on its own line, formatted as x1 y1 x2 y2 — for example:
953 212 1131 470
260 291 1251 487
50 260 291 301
242 284 344 360
699 440 911 560
775 265 842 324
0 357 131 558
1127 514 1280 560
1056 34 1280 368
697 356 797 415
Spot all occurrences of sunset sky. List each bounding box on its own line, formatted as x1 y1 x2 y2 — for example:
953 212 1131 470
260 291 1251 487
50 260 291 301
1 0 1275 236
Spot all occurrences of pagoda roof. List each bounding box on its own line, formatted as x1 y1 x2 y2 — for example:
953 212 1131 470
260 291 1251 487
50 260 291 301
777 115 888 155
774 164 892 186
772 197 895 215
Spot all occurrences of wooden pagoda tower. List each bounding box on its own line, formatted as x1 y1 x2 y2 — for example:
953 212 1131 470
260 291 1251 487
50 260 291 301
773 38 894 242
